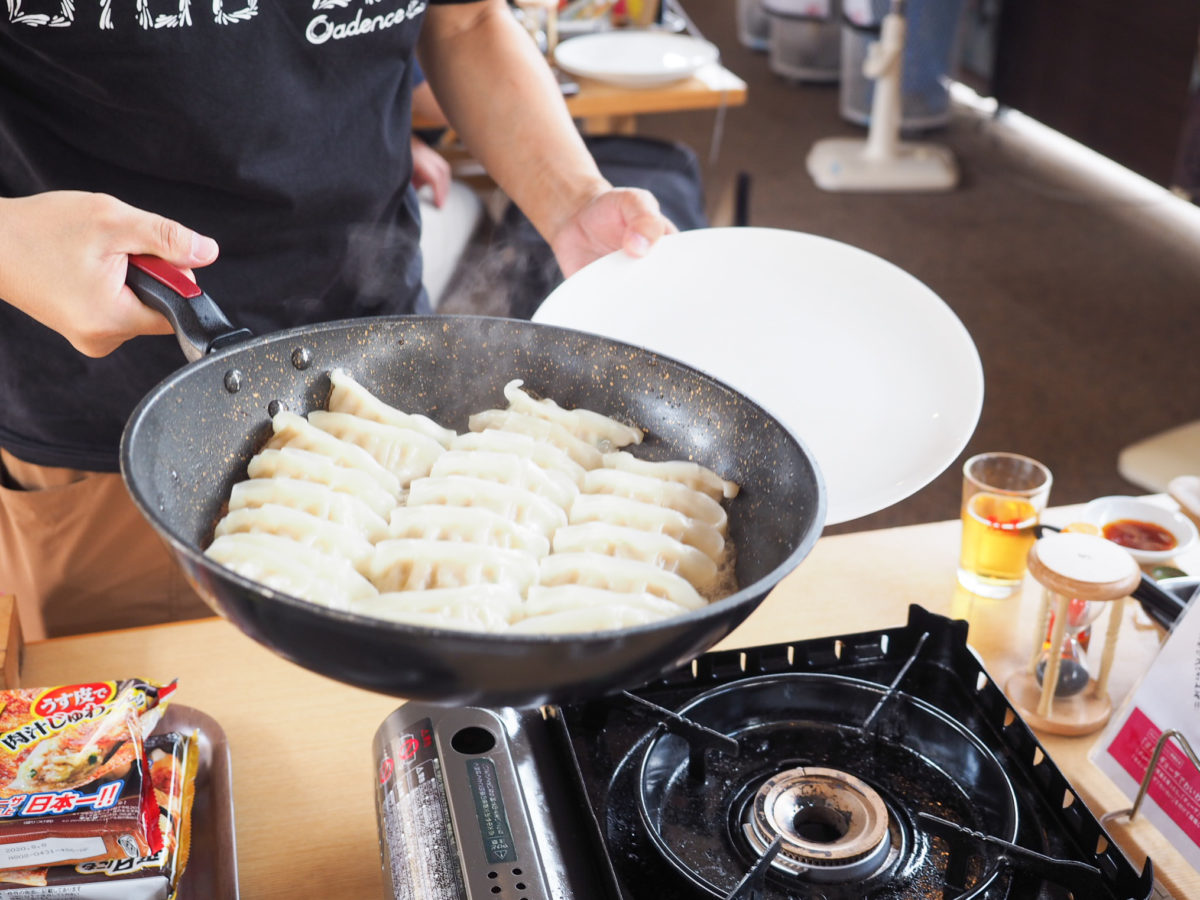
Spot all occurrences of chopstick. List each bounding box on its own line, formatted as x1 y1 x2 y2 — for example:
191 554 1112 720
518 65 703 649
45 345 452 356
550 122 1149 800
1131 574 1187 630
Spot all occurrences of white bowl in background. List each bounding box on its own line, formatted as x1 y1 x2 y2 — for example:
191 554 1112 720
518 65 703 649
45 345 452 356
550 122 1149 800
1082 495 1198 565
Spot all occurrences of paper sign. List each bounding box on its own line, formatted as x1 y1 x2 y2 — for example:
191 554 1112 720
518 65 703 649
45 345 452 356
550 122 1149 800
1092 595 1200 869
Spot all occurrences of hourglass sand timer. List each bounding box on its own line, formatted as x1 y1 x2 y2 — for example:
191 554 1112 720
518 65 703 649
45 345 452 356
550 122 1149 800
1004 531 1141 736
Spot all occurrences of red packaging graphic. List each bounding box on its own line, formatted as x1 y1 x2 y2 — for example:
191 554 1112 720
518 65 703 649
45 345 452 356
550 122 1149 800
0 679 173 871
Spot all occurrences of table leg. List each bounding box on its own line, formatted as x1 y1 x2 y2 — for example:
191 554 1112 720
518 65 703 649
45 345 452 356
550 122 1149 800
581 114 638 135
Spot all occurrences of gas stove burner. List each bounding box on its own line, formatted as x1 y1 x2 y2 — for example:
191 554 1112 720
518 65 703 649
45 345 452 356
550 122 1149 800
376 607 1158 900
743 765 892 882
635 672 1020 898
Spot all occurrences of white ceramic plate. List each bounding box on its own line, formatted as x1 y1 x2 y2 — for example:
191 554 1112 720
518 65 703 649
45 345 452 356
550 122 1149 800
534 228 984 525
553 32 719 87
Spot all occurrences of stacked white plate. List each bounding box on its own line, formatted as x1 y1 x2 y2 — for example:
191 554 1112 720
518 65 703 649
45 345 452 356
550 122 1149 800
554 32 719 87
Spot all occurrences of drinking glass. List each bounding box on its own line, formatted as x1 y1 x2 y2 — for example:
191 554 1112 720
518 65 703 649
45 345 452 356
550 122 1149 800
957 452 1052 598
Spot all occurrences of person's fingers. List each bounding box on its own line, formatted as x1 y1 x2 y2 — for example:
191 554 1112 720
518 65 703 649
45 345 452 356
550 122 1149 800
619 189 671 258
117 284 178 335
68 290 175 357
411 139 454 209
72 263 178 357
98 200 215 351
118 202 219 269
431 166 451 209
119 206 215 345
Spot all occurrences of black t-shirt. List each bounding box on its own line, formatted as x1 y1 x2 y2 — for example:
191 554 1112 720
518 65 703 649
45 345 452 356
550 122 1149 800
0 0 458 470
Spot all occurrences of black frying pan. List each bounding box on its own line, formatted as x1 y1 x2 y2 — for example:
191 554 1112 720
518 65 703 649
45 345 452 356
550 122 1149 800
119 256 826 707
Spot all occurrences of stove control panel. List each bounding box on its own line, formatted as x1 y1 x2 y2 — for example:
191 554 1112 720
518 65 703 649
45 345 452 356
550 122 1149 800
374 706 555 900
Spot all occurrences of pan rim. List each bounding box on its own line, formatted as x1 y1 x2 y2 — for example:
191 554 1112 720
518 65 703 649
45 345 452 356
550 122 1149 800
120 313 827 644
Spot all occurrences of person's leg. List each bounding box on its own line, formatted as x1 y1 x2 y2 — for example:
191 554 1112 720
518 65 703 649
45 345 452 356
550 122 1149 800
0 449 211 640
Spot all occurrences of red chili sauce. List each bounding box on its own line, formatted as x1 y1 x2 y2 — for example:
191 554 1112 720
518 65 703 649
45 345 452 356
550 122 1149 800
1102 518 1177 552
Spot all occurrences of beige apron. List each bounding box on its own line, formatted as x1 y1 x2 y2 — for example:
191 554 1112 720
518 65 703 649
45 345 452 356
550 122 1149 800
0 449 210 640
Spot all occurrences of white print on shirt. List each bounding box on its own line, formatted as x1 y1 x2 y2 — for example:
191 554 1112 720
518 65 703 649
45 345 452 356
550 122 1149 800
7 0 258 27
213 0 256 26
148 0 191 28
6 0 72 27
306 0 425 45
6 0 416 35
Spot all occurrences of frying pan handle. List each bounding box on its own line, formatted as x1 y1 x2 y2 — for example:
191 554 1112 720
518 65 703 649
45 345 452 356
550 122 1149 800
126 255 253 362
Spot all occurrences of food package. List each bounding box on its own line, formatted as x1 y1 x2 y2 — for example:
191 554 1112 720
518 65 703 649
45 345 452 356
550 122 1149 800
0 730 198 899
0 679 174 872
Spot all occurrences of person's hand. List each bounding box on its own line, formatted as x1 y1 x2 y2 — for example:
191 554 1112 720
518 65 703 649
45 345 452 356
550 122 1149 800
547 187 676 278
0 191 219 358
411 138 452 209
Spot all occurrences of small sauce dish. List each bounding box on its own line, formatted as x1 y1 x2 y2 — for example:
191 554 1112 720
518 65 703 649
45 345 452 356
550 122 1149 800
1082 495 1199 565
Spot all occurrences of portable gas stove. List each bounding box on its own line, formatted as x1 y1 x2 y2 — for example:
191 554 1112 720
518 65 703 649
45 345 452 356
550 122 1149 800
372 606 1155 899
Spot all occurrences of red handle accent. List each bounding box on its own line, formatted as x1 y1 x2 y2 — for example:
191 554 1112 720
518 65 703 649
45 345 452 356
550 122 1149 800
128 254 203 300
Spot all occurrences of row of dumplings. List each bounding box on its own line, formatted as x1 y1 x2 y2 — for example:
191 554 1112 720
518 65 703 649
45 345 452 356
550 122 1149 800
205 371 740 634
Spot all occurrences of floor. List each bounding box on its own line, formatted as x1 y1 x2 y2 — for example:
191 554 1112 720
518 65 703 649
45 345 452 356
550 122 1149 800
444 0 1200 536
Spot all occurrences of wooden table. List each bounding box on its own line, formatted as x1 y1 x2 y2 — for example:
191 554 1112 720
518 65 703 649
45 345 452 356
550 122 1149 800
564 63 747 134
17 500 1199 899
413 62 747 136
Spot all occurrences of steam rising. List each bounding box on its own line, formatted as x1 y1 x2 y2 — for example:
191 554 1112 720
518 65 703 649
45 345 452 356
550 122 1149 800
435 226 563 320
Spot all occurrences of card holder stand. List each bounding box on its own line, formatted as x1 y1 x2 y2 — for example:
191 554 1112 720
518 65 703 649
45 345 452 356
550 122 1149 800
1101 729 1200 827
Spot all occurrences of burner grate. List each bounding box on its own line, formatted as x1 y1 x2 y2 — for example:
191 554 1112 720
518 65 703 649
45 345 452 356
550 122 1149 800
554 605 1156 900
373 607 1156 900
632 672 1017 898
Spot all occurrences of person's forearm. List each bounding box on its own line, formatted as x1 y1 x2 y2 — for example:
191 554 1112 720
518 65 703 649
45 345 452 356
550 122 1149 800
418 0 610 245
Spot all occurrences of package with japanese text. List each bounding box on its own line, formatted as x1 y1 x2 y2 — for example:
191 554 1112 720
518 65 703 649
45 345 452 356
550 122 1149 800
0 729 199 899
0 679 174 872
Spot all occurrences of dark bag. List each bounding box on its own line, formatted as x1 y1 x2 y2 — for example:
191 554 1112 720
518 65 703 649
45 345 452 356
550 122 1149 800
491 135 709 319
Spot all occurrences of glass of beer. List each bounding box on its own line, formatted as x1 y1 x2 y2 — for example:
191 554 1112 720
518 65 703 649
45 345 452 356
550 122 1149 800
957 452 1052 598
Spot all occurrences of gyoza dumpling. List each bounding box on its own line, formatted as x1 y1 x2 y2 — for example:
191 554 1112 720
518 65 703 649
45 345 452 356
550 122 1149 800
206 532 378 608
521 585 690 621
430 450 577 510
327 368 457 447
368 539 539 593
227 477 390 542
450 430 586 485
502 379 642 450
552 522 718 591
247 447 397 519
601 450 740 501
407 475 568 537
264 411 400 497
468 410 602 471
581 468 728 533
214 503 375 573
538 552 707 610
350 585 523 632
569 493 725 564
307 410 443 487
388 505 551 558
508 605 663 634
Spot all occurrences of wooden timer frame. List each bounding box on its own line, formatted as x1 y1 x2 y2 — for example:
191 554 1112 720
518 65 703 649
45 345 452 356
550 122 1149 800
1004 532 1142 736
